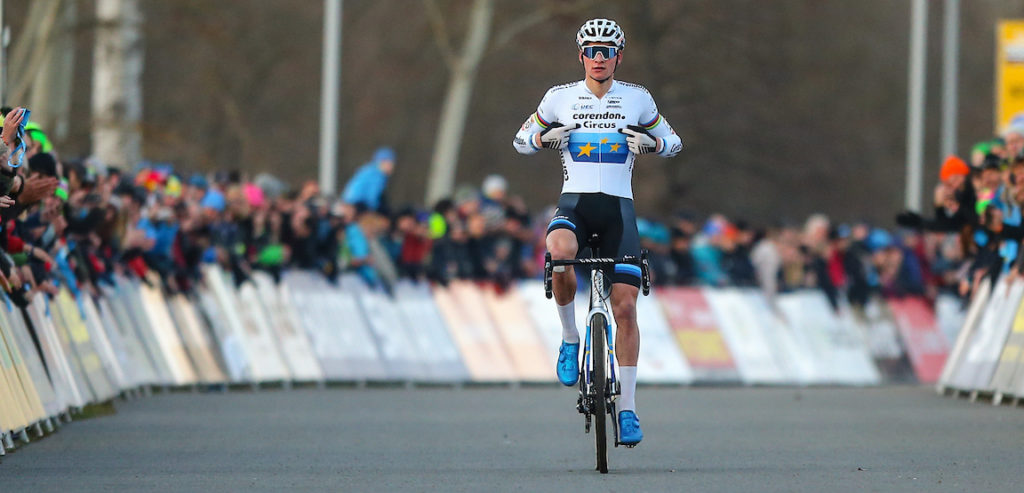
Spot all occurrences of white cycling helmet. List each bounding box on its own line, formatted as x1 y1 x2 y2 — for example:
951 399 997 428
576 18 625 49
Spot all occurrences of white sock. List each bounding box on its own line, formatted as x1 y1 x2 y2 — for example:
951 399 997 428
557 301 579 343
619 366 637 413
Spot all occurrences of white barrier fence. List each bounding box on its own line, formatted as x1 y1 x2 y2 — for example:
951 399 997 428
937 276 1024 404
1 267 963 454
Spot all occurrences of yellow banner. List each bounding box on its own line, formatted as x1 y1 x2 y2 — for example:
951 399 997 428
996 20 1024 132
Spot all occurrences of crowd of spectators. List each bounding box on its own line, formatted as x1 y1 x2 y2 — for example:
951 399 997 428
0 103 982 315
896 121 1024 302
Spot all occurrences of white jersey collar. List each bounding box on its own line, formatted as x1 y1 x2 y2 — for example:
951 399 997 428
581 79 618 96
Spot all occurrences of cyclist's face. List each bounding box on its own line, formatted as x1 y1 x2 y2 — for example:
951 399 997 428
580 42 620 82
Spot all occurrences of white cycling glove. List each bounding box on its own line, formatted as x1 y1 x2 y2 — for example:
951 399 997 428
534 122 580 150
619 125 662 155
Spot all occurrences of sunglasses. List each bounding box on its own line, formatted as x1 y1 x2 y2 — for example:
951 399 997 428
581 45 619 60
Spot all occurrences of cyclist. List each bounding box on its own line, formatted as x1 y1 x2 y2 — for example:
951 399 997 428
513 18 681 445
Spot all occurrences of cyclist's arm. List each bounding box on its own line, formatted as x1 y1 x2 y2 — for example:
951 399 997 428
513 89 557 155
513 112 546 155
639 94 682 158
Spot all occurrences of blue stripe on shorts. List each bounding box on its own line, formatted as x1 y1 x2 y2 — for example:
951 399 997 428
614 264 642 278
548 218 576 230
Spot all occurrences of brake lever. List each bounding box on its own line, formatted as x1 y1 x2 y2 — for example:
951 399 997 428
544 252 553 299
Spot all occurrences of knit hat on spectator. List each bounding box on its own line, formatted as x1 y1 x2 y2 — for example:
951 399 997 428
981 153 1004 171
867 228 894 251
454 184 479 205
200 188 226 212
165 175 183 198
374 147 395 163
244 183 266 208
1003 123 1024 139
972 141 993 157
939 155 969 182
27 152 57 177
482 174 507 200
189 174 209 190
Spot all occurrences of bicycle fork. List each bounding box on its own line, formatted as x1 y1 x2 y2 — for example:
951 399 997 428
577 311 621 442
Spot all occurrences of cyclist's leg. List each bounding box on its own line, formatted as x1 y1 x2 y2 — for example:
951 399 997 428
546 195 586 385
602 196 642 371
546 229 579 307
603 196 644 443
609 285 639 367
546 193 586 308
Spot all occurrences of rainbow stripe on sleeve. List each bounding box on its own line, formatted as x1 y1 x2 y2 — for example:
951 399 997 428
533 112 551 129
640 114 663 130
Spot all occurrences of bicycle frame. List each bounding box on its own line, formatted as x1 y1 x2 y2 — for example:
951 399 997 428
581 266 621 444
543 249 651 453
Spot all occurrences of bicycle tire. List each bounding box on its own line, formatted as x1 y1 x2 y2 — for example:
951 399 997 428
591 312 609 474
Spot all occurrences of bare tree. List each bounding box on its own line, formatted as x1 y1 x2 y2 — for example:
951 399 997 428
92 0 143 168
29 0 76 141
422 0 494 206
422 0 592 205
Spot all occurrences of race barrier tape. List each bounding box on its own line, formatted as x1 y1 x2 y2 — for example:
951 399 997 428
7 265 989 454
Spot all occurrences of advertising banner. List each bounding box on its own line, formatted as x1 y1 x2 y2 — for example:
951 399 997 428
958 280 1024 391
1 296 61 417
934 294 967 346
79 295 129 391
780 292 880 385
703 288 786 384
136 282 200 386
282 271 386 381
392 281 468 382
947 279 1008 390
51 289 118 400
98 287 161 386
990 284 1024 397
517 280 567 359
204 267 289 382
433 283 517 381
166 294 229 384
938 279 992 390
887 296 953 385
997 20 1024 132
250 273 323 382
234 281 293 382
343 274 427 381
91 296 138 388
745 292 820 384
116 276 176 384
655 287 739 383
195 289 250 382
0 319 37 429
482 285 551 382
0 320 47 424
28 294 88 407
632 290 694 384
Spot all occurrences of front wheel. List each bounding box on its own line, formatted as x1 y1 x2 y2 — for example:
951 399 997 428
591 313 608 474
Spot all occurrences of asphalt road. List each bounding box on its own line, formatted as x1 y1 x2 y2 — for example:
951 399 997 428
1 386 1021 492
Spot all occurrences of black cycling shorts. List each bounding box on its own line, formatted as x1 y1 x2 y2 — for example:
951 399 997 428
546 192 642 288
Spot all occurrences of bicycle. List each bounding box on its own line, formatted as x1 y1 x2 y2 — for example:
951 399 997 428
544 234 651 474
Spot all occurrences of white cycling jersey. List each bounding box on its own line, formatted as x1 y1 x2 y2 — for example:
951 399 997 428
513 80 682 199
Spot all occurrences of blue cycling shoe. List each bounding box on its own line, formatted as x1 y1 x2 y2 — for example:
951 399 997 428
618 410 643 445
556 341 580 386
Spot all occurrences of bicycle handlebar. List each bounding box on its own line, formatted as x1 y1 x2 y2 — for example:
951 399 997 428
544 252 651 298
548 256 640 266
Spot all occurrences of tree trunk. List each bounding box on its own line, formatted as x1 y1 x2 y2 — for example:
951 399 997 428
424 0 493 206
8 0 62 106
30 0 76 142
92 0 143 168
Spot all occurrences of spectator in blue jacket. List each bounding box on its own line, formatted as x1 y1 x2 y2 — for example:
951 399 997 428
341 147 395 212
